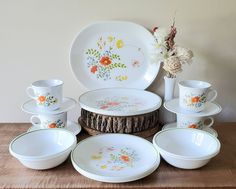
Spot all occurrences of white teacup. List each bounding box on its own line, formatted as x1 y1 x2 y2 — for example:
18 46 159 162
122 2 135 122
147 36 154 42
178 80 217 112
30 112 67 129
177 114 214 130
26 79 63 111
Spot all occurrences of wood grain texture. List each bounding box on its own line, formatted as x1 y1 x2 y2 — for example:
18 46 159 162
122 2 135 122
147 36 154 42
79 117 160 138
0 123 236 189
80 109 159 133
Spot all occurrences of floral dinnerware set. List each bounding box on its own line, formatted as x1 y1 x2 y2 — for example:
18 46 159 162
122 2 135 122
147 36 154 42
9 21 222 183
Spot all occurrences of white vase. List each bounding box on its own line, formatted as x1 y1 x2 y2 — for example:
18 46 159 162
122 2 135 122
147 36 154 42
162 76 176 124
164 76 176 101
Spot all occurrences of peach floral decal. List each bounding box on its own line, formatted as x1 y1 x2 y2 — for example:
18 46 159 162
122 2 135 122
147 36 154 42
36 93 58 107
96 96 144 111
183 93 206 108
91 146 139 171
86 36 127 81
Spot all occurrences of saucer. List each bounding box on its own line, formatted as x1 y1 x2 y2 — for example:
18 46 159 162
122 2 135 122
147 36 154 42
28 121 82 135
164 98 222 117
162 122 218 137
22 97 77 115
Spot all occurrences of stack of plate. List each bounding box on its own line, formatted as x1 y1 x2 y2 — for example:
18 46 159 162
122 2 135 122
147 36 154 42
70 21 162 137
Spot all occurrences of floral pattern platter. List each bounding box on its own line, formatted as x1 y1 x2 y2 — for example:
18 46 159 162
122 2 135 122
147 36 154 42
71 134 160 183
70 21 160 90
164 98 222 117
79 88 162 116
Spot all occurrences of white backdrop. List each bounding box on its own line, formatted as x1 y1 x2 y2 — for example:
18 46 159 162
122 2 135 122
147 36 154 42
0 0 235 123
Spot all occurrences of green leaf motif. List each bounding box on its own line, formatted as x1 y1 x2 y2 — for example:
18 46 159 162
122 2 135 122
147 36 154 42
86 48 101 59
107 63 126 70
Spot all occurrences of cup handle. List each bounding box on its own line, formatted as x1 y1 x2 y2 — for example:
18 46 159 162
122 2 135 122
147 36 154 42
203 117 214 128
207 89 217 102
26 87 37 100
30 115 41 125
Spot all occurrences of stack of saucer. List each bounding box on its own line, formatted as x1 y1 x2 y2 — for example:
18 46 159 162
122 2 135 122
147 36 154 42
163 80 222 137
21 79 81 135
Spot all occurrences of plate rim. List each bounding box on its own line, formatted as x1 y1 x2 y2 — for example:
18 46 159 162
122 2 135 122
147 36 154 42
161 122 218 137
78 87 162 116
69 20 160 90
164 98 222 117
71 133 160 183
27 121 82 135
21 97 77 115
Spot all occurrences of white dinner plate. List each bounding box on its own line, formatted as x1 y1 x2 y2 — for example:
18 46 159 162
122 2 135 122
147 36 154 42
162 122 218 138
22 97 77 115
70 21 160 90
164 98 222 117
27 121 82 136
79 88 162 116
71 134 160 183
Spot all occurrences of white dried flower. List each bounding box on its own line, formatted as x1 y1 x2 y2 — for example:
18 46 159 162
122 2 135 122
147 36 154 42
175 47 194 64
153 27 169 46
163 56 182 76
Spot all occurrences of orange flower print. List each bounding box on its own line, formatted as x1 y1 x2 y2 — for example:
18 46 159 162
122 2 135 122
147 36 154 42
120 155 130 162
90 65 97 73
188 124 197 129
48 123 57 128
38 96 46 103
107 102 120 106
100 105 109 109
100 56 112 66
191 96 200 103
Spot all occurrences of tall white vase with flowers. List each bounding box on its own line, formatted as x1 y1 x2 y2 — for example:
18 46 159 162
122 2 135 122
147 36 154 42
151 21 194 123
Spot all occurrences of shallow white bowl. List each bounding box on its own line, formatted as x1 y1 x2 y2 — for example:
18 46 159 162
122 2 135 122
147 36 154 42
9 129 77 170
153 128 220 169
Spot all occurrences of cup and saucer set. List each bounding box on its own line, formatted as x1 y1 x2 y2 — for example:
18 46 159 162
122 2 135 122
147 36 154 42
21 79 81 135
163 80 222 137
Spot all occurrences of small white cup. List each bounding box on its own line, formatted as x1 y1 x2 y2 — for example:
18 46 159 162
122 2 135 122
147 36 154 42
26 79 63 111
30 112 67 129
177 114 214 130
178 80 217 112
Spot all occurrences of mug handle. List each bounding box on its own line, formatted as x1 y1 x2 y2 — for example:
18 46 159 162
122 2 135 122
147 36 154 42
26 87 37 100
207 89 217 102
203 117 214 128
30 115 41 125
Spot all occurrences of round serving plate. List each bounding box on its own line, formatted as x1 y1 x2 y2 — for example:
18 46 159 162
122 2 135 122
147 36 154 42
71 134 160 183
79 88 162 116
70 21 160 90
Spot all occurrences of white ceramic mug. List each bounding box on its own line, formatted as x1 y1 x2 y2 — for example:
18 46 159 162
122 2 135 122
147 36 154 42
177 114 214 130
178 80 217 112
26 79 63 111
30 112 67 129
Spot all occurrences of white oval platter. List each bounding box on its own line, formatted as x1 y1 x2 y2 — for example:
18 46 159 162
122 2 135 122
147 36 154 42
70 21 160 90
71 134 160 183
79 88 162 116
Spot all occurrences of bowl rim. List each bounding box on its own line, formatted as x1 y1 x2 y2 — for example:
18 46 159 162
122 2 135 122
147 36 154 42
152 128 221 160
9 128 77 160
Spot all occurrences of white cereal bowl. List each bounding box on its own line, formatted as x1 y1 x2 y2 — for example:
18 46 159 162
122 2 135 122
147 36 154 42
9 129 77 170
152 128 220 169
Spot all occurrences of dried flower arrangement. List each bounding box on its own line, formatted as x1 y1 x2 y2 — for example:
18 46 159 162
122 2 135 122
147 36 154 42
151 22 194 78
